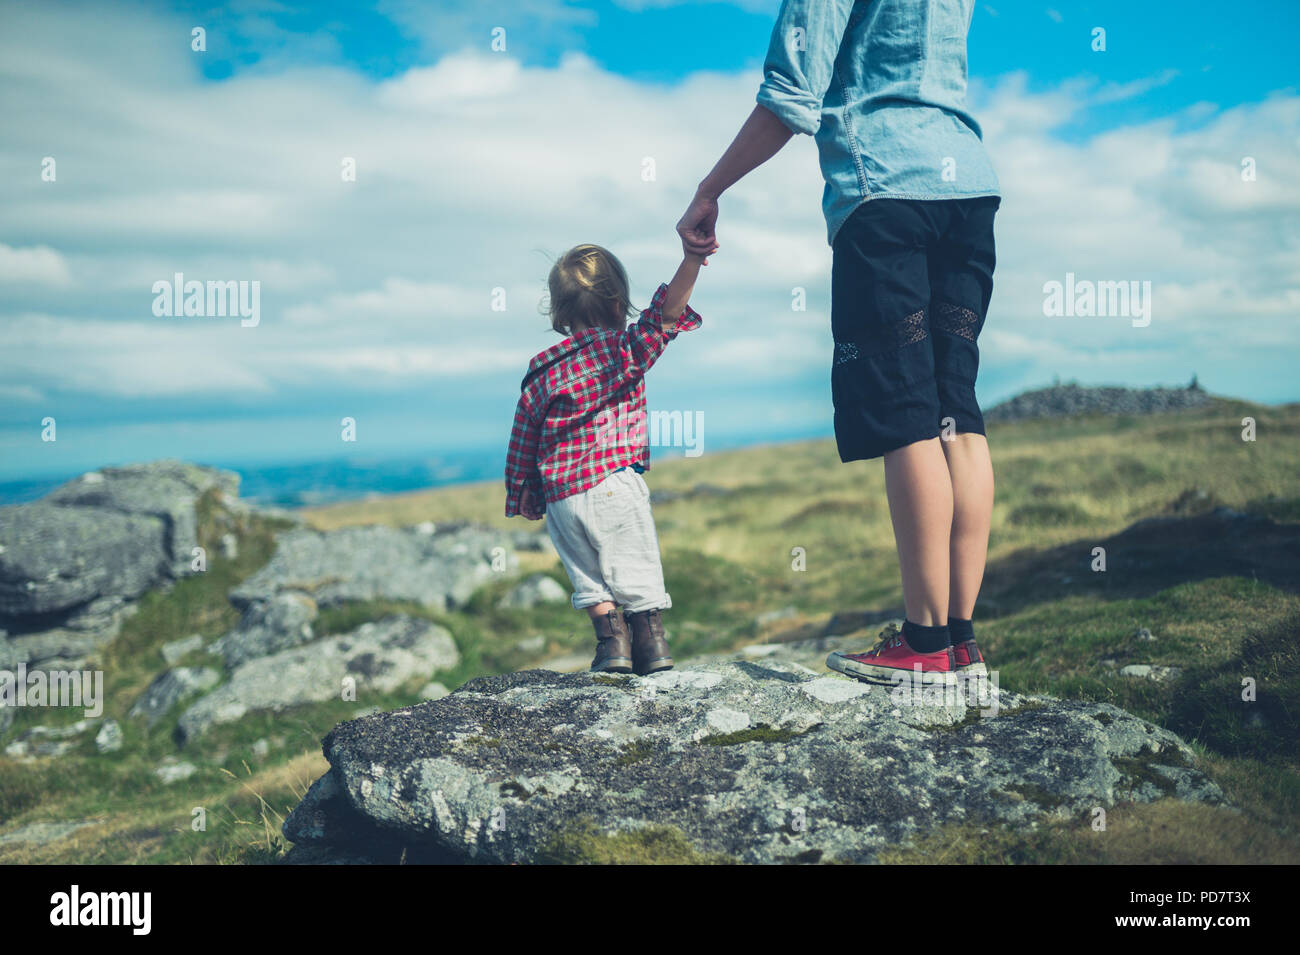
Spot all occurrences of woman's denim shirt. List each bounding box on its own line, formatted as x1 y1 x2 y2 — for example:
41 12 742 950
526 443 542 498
756 0 1000 246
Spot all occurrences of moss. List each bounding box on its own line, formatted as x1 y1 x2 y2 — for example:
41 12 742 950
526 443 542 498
590 675 634 688
462 736 502 749
779 848 824 865
499 781 531 800
999 782 1069 811
927 708 984 733
1113 755 1180 797
697 723 815 747
614 740 655 766
1091 712 1115 726
538 819 735 865
879 800 1300 865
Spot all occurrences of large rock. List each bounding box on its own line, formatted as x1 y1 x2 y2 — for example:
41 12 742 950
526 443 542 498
229 524 515 613
129 667 222 727
499 574 568 610
0 461 237 631
282 658 1223 865
211 592 318 668
176 616 459 744
986 380 1210 423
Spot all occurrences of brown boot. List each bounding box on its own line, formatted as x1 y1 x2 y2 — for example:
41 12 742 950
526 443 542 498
627 608 673 675
590 609 634 673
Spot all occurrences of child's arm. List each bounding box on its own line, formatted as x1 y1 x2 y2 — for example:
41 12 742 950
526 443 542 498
616 253 710 381
504 395 545 520
660 252 709 323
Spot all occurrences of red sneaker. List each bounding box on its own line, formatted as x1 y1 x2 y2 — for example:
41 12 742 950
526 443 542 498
827 632 956 687
952 638 988 679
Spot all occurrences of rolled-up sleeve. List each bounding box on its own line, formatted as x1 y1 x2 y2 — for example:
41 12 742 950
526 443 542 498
755 0 857 136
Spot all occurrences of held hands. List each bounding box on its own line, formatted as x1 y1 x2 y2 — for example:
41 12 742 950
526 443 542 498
676 189 720 261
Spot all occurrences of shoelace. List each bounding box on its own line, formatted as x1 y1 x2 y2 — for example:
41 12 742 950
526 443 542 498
865 633 902 657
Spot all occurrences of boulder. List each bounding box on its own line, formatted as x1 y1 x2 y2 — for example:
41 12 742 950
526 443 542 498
211 592 318 668
94 719 123 753
0 461 237 633
499 574 568 610
129 667 222 727
229 524 515 612
160 634 205 665
3 718 98 759
176 616 459 744
282 658 1223 865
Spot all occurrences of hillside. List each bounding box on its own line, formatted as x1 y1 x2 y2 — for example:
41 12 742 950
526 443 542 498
1 393 1297 864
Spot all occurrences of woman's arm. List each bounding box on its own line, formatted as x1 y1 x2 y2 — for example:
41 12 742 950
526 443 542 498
700 104 796 202
677 105 794 257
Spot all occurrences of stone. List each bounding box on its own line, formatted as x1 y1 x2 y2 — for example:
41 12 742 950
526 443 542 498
94 719 123 753
282 656 1223 865
3 718 98 759
1120 664 1183 683
155 760 198 784
419 682 450 701
211 592 318 668
0 820 100 847
499 574 568 610
176 616 459 744
129 667 221 727
985 381 1210 423
229 523 514 612
160 634 205 665
0 461 237 631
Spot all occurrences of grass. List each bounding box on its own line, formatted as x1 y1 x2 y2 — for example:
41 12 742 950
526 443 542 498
3 396 1299 863
538 819 736 865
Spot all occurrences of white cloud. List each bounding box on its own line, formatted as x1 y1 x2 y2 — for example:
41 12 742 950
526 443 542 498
0 2 1296 419
0 244 73 286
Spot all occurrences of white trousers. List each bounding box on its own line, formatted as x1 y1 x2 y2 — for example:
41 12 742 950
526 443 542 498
544 468 671 613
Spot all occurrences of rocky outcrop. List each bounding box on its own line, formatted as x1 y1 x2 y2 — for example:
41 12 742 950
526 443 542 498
228 523 515 613
282 653 1223 865
499 574 568 610
212 592 318 668
129 667 222 727
0 461 238 669
985 380 1210 422
176 616 459 744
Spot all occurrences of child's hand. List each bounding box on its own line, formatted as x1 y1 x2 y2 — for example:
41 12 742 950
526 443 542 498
688 245 718 267
520 486 544 521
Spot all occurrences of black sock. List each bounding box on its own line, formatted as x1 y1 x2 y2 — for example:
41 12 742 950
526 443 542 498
902 619 950 653
949 616 975 646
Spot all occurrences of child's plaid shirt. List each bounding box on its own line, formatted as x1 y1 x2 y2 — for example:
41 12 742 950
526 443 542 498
505 281 702 518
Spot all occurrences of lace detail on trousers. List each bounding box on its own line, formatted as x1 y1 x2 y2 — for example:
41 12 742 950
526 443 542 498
835 308 928 364
935 302 979 341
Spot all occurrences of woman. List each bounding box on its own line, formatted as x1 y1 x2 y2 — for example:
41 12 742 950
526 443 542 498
677 0 1001 686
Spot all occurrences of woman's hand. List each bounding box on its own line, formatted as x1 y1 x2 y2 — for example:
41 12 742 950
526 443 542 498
677 190 720 259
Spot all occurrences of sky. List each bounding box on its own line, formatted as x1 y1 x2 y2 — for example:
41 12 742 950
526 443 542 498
2 0 1298 484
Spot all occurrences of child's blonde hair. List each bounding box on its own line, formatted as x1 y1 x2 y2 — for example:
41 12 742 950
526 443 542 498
544 243 637 336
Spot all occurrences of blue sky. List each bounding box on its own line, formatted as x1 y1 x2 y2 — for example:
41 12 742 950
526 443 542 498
2 0 1298 486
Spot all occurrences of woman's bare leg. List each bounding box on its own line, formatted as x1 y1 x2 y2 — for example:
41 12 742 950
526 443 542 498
882 437 953 627
940 432 993 620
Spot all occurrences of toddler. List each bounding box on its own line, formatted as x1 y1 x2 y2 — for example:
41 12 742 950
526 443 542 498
505 242 711 674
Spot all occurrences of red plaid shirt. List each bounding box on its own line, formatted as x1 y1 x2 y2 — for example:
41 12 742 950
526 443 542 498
505 281 702 518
